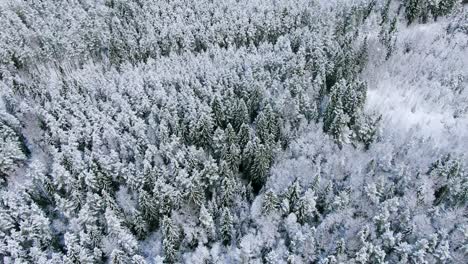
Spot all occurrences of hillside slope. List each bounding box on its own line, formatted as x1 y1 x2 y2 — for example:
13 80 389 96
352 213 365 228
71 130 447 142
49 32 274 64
0 1 466 263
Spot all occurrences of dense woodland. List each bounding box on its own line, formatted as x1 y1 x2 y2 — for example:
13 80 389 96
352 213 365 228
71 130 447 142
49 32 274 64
0 0 467 263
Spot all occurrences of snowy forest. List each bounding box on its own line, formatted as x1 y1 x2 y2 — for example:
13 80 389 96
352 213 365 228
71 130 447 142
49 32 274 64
0 0 467 263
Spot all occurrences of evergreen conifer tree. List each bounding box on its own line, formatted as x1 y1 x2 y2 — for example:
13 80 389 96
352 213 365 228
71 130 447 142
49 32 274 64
220 207 233 246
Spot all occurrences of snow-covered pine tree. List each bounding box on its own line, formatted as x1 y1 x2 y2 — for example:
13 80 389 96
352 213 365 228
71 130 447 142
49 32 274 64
162 215 180 263
220 207 233 246
0 122 26 181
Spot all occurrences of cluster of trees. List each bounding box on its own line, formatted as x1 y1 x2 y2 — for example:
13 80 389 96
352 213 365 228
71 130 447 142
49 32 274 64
402 0 459 24
259 123 467 263
0 0 372 71
0 120 27 185
0 0 464 263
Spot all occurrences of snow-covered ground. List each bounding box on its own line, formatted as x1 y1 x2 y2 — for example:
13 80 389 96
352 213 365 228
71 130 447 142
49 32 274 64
365 15 468 157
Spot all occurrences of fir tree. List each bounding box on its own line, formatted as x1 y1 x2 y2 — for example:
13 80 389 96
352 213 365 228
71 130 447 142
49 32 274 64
237 123 251 149
255 110 271 143
223 143 241 170
250 144 271 191
0 122 26 180
211 95 225 128
212 127 226 159
199 204 215 241
220 173 237 207
233 99 249 131
110 249 128 264
324 80 349 148
190 107 214 148
438 0 457 16
297 188 317 224
406 0 422 24
220 207 233 246
262 189 279 214
162 216 180 263
224 123 238 147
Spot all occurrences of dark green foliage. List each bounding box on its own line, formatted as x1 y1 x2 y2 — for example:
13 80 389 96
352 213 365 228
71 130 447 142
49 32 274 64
428 155 466 206
237 123 251 148
323 80 348 147
220 207 233 245
262 189 279 214
233 99 249 131
405 0 458 24
405 0 422 24
211 96 226 128
250 144 272 192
